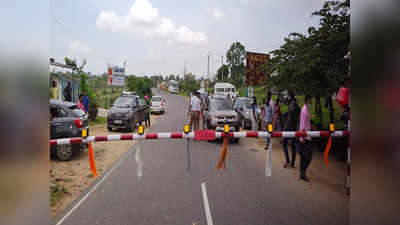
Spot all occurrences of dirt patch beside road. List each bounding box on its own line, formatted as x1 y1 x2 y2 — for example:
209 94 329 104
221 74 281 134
241 136 347 195
50 114 160 220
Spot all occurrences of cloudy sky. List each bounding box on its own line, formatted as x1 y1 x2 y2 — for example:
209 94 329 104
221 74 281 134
50 0 325 78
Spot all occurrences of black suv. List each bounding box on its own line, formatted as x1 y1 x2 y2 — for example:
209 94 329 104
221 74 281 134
107 94 149 132
50 99 89 161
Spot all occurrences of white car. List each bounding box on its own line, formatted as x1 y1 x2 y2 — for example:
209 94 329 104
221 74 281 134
150 96 165 114
213 82 238 98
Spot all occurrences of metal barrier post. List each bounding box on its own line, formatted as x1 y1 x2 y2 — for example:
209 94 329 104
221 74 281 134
184 124 190 171
265 123 273 177
135 125 144 178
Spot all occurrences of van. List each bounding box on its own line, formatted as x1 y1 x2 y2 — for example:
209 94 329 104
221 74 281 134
213 82 238 98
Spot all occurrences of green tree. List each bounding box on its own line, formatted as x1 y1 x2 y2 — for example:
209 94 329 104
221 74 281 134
264 0 349 125
226 41 246 88
168 74 176 81
126 75 153 97
75 59 98 120
214 64 229 83
178 73 200 94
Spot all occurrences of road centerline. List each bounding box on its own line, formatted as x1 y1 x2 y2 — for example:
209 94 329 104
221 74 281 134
201 182 214 225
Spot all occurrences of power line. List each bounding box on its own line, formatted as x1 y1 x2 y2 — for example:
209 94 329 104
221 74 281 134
51 17 110 63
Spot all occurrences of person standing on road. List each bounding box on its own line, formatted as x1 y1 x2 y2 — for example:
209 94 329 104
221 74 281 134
81 90 90 114
250 97 258 131
282 92 300 169
188 91 201 131
299 95 313 181
273 98 281 131
264 91 274 150
63 81 72 102
144 95 151 127
50 81 59 100
77 94 85 111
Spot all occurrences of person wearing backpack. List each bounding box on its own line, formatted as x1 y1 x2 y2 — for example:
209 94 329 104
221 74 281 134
282 92 300 169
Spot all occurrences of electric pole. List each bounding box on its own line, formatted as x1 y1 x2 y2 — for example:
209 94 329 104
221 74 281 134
207 54 210 89
183 57 187 78
221 55 224 83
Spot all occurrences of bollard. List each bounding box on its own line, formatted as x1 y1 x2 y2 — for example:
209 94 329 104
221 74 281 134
83 128 98 178
324 123 335 166
265 123 273 177
135 125 144 178
184 124 190 171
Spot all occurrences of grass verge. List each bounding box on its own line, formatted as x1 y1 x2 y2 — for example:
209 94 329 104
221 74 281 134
89 116 107 126
50 182 69 207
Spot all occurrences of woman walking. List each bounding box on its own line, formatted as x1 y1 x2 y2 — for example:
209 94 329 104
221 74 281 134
272 98 281 131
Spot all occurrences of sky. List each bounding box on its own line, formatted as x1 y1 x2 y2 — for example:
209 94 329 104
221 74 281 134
50 0 326 78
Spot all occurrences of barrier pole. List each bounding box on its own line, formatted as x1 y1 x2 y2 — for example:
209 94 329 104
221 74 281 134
184 124 191 171
265 123 273 177
88 142 98 178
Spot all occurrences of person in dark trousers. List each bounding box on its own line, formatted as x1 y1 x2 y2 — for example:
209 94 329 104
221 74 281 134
250 97 258 131
81 90 90 114
63 81 72 102
299 95 313 181
144 96 151 127
282 92 300 169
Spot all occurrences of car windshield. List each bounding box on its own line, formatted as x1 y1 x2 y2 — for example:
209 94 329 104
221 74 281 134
210 99 233 111
240 99 253 108
152 97 161 102
69 105 86 117
114 97 133 108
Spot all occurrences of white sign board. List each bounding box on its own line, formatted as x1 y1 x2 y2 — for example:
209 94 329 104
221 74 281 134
107 66 126 86
110 75 125 86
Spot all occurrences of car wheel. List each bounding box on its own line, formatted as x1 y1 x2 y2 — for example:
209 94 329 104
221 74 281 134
56 144 73 161
107 124 112 131
241 118 245 129
128 118 136 132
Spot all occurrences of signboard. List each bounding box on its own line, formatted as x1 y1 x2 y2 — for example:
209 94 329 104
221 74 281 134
246 52 270 86
107 66 125 86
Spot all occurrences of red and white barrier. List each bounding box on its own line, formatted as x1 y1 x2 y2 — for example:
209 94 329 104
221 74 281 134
50 131 349 146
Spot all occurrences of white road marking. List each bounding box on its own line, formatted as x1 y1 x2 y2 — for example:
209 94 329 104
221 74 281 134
55 147 132 225
201 182 214 225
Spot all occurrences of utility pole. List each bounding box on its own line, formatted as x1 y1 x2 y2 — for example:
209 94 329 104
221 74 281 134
221 55 224 83
207 54 210 89
183 57 187 78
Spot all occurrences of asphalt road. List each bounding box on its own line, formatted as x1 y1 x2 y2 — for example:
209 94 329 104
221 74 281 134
55 88 349 225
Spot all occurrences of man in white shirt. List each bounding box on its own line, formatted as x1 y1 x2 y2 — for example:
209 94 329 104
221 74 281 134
188 91 202 131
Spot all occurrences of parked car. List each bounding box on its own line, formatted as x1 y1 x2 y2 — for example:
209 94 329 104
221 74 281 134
50 99 89 161
107 94 149 132
150 95 165 114
234 97 262 130
203 96 240 143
